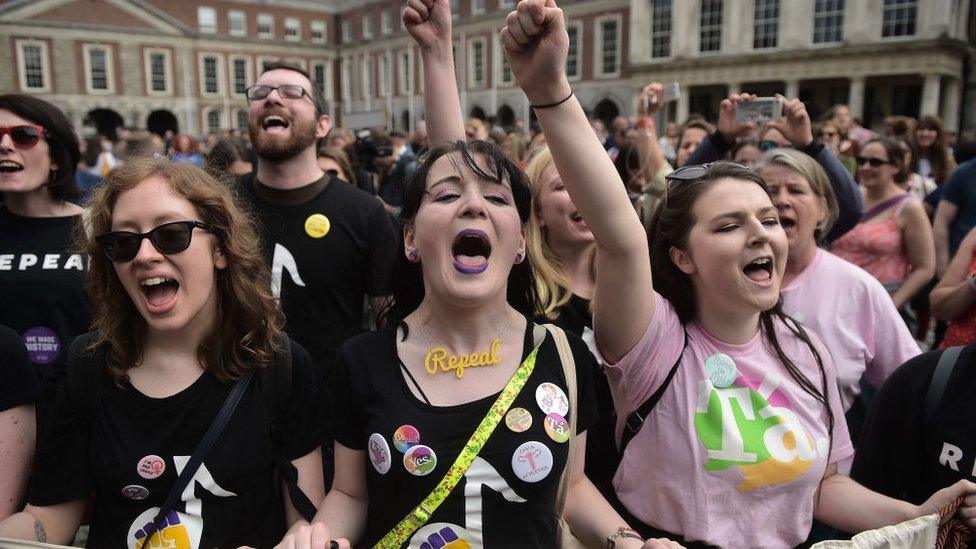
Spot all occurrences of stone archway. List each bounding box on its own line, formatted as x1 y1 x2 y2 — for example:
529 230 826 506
593 98 621 130
496 104 515 129
84 108 124 140
469 106 487 120
146 109 179 137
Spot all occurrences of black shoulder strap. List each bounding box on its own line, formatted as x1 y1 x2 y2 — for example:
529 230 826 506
260 335 319 522
65 332 106 416
924 346 964 425
620 330 689 455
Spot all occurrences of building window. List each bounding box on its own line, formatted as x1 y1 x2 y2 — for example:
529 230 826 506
311 21 327 43
500 52 512 85
205 109 221 134
651 0 672 58
236 109 248 132
285 17 300 41
362 56 373 99
381 10 392 35
200 54 221 96
398 51 411 94
145 49 170 94
84 45 112 93
16 41 49 92
472 0 485 14
228 10 246 36
753 0 779 49
469 40 485 88
258 57 279 73
699 0 723 53
379 53 391 96
882 0 917 37
595 16 620 77
343 21 352 43
450 0 459 17
499 0 514 10
313 62 327 99
198 6 217 33
362 14 373 39
231 57 250 95
341 59 352 108
813 0 844 43
566 22 581 80
257 14 274 38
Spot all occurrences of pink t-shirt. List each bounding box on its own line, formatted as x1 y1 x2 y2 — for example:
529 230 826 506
781 249 920 410
607 294 853 548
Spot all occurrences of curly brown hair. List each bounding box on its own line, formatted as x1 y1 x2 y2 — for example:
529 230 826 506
81 158 283 383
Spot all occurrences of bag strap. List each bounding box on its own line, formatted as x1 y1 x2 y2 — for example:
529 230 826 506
620 330 688 455
545 324 576 519
924 346 964 425
376 325 547 549
142 371 255 542
860 193 911 223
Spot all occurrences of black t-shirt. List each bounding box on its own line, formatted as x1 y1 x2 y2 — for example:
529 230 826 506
29 338 329 549
851 344 976 509
0 322 38 412
333 321 599 548
236 174 395 373
0 208 92 379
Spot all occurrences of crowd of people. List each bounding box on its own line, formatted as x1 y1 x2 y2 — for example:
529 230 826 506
2 0 976 548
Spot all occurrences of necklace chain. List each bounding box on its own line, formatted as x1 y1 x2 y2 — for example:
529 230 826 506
418 317 512 352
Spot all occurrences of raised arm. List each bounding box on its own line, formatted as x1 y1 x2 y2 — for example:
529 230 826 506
501 0 651 362
403 0 466 145
634 83 669 185
931 226 976 321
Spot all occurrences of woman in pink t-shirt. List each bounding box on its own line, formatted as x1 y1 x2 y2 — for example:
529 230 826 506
494 5 976 546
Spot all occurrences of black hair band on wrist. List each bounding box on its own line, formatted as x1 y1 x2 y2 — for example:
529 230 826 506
530 90 574 109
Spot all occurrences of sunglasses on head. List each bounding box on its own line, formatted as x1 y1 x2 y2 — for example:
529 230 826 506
855 156 891 167
95 221 216 262
662 163 713 206
0 125 46 149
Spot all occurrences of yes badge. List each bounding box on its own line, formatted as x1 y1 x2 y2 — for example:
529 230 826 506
705 353 739 388
543 413 570 443
512 441 554 483
368 433 392 475
393 425 421 453
535 382 569 416
304 213 331 238
505 407 533 433
403 445 437 476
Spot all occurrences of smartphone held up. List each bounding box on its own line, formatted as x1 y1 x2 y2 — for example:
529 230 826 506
735 97 782 124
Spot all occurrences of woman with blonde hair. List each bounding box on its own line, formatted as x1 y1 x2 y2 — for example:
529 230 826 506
0 158 328 547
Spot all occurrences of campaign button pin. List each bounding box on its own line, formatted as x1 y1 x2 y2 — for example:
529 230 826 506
505 407 533 433
535 382 569 416
512 441 554 483
543 413 571 443
393 425 421 453
403 445 437 476
304 213 331 239
136 455 165 480
122 484 149 500
368 433 392 475
705 353 739 388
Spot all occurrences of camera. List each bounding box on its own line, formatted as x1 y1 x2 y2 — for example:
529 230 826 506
354 129 393 172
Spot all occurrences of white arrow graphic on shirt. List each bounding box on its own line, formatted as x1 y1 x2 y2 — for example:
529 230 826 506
462 457 527 548
173 455 236 517
271 243 307 299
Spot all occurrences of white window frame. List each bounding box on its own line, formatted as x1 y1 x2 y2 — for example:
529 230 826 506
812 0 844 44
143 48 172 96
198 52 224 97
202 107 222 134
594 14 622 78
312 61 328 101
397 50 412 95
285 58 308 71
566 21 582 81
378 51 391 97
82 43 114 94
228 10 246 36
699 0 723 54
450 0 459 18
16 39 51 92
341 58 352 110
197 6 217 33
472 0 485 14
752 0 780 49
381 10 392 35
499 0 514 10
285 17 301 41
343 20 353 43
467 38 486 89
229 54 252 96
651 0 672 59
257 56 280 74
311 20 327 43
236 108 249 132
882 0 917 38
361 55 373 99
362 14 373 39
495 38 513 87
257 13 274 39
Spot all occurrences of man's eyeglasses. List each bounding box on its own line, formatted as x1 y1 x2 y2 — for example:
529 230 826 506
0 125 46 150
855 157 891 167
244 84 313 102
95 221 216 262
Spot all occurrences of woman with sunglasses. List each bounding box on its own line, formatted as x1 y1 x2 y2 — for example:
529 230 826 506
0 158 329 547
832 138 936 316
0 94 91 380
497 2 976 546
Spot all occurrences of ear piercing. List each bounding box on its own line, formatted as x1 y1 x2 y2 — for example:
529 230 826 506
514 250 524 264
407 250 420 262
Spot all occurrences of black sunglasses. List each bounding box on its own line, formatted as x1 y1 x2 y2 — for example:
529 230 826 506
244 84 312 102
662 163 714 206
0 125 46 149
95 221 216 262
855 156 891 167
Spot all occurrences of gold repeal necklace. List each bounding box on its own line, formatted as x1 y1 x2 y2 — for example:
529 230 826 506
419 317 512 379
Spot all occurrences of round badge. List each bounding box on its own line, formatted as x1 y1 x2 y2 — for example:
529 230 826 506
368 433 392 475
511 441 554 483
304 213 331 238
403 445 437 476
121 484 149 500
543 413 571 443
505 407 533 433
22 326 60 365
393 425 421 453
705 353 739 388
136 455 166 480
535 382 569 416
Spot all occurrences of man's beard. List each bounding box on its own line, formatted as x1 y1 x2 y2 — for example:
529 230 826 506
249 115 319 162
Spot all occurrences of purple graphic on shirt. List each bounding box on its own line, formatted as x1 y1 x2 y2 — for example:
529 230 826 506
22 326 60 364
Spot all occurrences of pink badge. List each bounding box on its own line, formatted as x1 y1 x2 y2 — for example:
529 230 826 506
137 455 166 479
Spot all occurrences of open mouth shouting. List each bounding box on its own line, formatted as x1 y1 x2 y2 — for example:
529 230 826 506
140 275 180 314
742 256 774 286
452 229 492 275
569 210 588 228
0 159 25 174
260 114 291 136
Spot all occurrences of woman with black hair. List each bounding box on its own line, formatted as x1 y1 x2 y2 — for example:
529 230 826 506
0 94 91 379
912 115 956 187
497 0 976 546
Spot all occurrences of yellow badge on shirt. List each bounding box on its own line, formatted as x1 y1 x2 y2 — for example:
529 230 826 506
305 213 330 238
